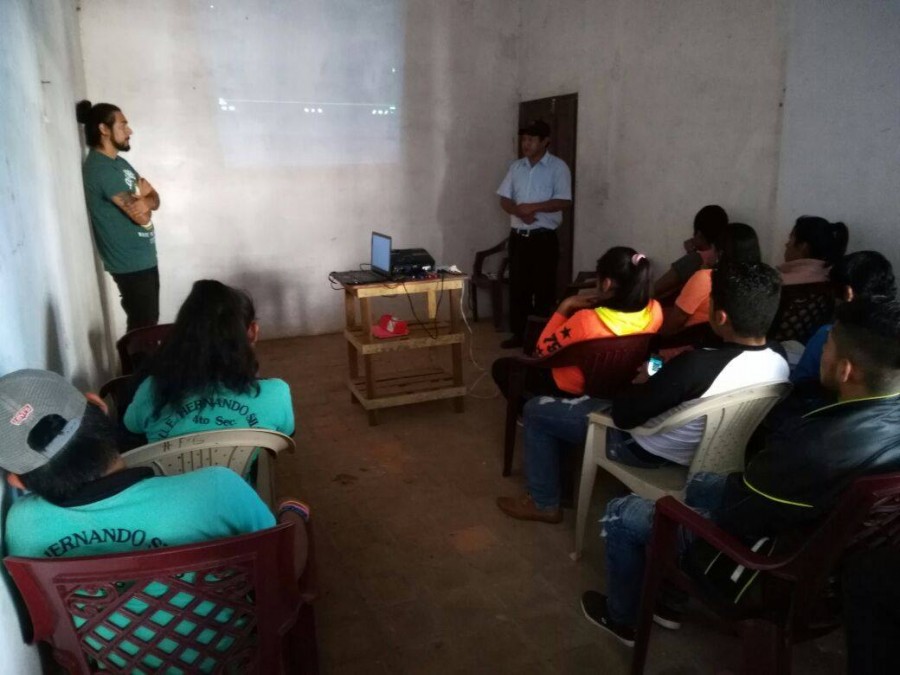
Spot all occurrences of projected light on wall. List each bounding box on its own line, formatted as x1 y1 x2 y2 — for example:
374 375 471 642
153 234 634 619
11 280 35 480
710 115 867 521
196 0 404 167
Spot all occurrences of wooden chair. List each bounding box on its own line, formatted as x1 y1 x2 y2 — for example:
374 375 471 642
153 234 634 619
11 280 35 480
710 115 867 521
5 521 318 674
116 323 174 375
630 471 900 675
573 381 791 557
122 429 295 511
502 333 653 476
768 282 835 344
469 238 508 330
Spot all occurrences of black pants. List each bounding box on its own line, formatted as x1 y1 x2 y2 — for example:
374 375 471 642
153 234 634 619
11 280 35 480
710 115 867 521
508 229 558 338
111 266 160 333
842 548 900 675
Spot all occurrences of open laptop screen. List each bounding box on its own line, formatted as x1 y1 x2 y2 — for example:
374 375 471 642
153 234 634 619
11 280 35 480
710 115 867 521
371 232 392 275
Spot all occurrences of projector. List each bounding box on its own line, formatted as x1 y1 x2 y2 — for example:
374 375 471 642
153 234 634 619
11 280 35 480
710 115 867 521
391 248 435 277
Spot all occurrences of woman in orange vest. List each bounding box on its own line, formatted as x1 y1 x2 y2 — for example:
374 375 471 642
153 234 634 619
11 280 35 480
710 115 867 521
492 247 663 398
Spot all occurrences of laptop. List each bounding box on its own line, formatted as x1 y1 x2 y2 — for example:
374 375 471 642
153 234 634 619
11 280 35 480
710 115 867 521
329 232 393 286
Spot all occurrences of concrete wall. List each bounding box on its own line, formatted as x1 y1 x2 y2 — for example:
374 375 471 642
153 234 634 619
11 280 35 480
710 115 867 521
79 0 520 336
517 0 788 277
773 0 900 267
0 1 109 672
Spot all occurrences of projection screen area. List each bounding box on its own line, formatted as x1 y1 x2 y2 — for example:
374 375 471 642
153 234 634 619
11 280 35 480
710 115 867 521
195 0 404 167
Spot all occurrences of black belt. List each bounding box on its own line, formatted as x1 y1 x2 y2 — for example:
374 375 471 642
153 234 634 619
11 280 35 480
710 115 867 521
511 228 556 238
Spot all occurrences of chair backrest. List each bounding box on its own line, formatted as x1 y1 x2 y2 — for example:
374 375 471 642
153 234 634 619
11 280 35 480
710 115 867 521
472 238 509 279
4 524 301 675
98 375 140 422
542 332 654 399
783 472 900 630
636 382 791 476
116 324 174 375
650 322 721 352
122 429 295 479
769 282 835 344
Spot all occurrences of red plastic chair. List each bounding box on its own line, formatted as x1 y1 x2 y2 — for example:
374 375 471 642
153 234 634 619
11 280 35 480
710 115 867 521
116 323 174 375
4 522 318 674
502 332 653 476
631 472 900 675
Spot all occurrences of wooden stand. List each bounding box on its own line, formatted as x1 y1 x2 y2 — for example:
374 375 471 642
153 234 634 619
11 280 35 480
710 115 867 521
343 276 467 425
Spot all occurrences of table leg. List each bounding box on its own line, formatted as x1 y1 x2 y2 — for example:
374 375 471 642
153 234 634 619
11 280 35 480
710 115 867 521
344 290 357 329
426 290 437 321
360 297 373 337
346 290 359 379
449 288 464 412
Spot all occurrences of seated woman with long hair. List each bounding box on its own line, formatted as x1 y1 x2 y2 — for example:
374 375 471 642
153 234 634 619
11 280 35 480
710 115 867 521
659 222 761 335
492 247 662 398
124 280 294 442
779 215 849 285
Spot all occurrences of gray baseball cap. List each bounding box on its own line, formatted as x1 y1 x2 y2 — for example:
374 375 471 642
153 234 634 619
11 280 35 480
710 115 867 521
0 369 86 474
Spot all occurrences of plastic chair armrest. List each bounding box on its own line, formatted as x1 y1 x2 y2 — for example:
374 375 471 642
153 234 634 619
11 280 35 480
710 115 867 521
586 409 620 430
655 497 796 574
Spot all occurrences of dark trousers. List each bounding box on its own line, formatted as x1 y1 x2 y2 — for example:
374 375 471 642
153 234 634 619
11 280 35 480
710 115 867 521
491 356 567 402
508 229 558 338
111 266 160 333
842 548 900 675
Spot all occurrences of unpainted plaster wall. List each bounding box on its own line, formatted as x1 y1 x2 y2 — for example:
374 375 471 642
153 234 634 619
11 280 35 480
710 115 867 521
78 0 521 336
517 0 788 278
773 0 900 268
0 1 108 672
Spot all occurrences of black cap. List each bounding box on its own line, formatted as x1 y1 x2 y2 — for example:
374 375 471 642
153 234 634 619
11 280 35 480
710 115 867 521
518 120 551 139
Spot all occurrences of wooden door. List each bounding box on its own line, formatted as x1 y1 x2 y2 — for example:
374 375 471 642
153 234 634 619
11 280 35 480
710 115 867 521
518 94 578 298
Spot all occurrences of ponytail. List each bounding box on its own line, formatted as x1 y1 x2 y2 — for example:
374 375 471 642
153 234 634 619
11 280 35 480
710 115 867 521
595 246 651 312
75 100 120 147
792 216 850 266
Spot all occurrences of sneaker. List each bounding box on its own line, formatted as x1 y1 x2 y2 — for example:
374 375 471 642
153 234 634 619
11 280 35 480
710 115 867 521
500 336 524 349
580 591 635 647
652 604 683 630
496 495 563 523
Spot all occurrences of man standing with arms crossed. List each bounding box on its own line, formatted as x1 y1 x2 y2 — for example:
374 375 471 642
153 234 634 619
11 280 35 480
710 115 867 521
496 120 572 349
77 100 161 333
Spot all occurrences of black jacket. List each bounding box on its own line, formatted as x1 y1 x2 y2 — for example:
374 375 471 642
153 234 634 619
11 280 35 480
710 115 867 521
716 394 900 539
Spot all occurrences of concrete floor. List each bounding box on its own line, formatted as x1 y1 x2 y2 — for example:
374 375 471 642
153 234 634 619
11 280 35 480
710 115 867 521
258 321 845 674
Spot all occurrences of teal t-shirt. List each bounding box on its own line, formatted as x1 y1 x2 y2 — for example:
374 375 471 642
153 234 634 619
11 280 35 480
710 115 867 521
82 149 157 274
4 467 275 558
123 378 294 442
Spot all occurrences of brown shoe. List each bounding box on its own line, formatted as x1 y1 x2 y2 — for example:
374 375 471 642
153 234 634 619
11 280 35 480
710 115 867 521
496 495 563 523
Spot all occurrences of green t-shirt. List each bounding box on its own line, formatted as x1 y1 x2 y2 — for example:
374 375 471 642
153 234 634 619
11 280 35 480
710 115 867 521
82 149 157 274
4 467 275 558
123 377 295 442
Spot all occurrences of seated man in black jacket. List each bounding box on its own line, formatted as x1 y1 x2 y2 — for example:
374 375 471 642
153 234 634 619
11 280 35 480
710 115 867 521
582 298 900 646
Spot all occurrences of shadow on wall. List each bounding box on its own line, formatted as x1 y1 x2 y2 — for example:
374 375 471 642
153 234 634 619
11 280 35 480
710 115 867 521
401 2 516 328
43 302 63 377
229 270 289 336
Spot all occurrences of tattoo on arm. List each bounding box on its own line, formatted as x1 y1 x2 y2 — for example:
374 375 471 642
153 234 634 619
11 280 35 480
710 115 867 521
116 192 139 207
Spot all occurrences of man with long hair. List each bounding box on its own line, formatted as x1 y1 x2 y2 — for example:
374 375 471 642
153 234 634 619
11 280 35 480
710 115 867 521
77 100 161 332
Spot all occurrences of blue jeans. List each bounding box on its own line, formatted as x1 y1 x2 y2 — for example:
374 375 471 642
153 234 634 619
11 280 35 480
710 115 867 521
523 396 611 509
602 472 728 626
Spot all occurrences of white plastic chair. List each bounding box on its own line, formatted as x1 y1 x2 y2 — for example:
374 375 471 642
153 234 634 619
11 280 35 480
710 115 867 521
122 429 295 510
572 381 791 559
